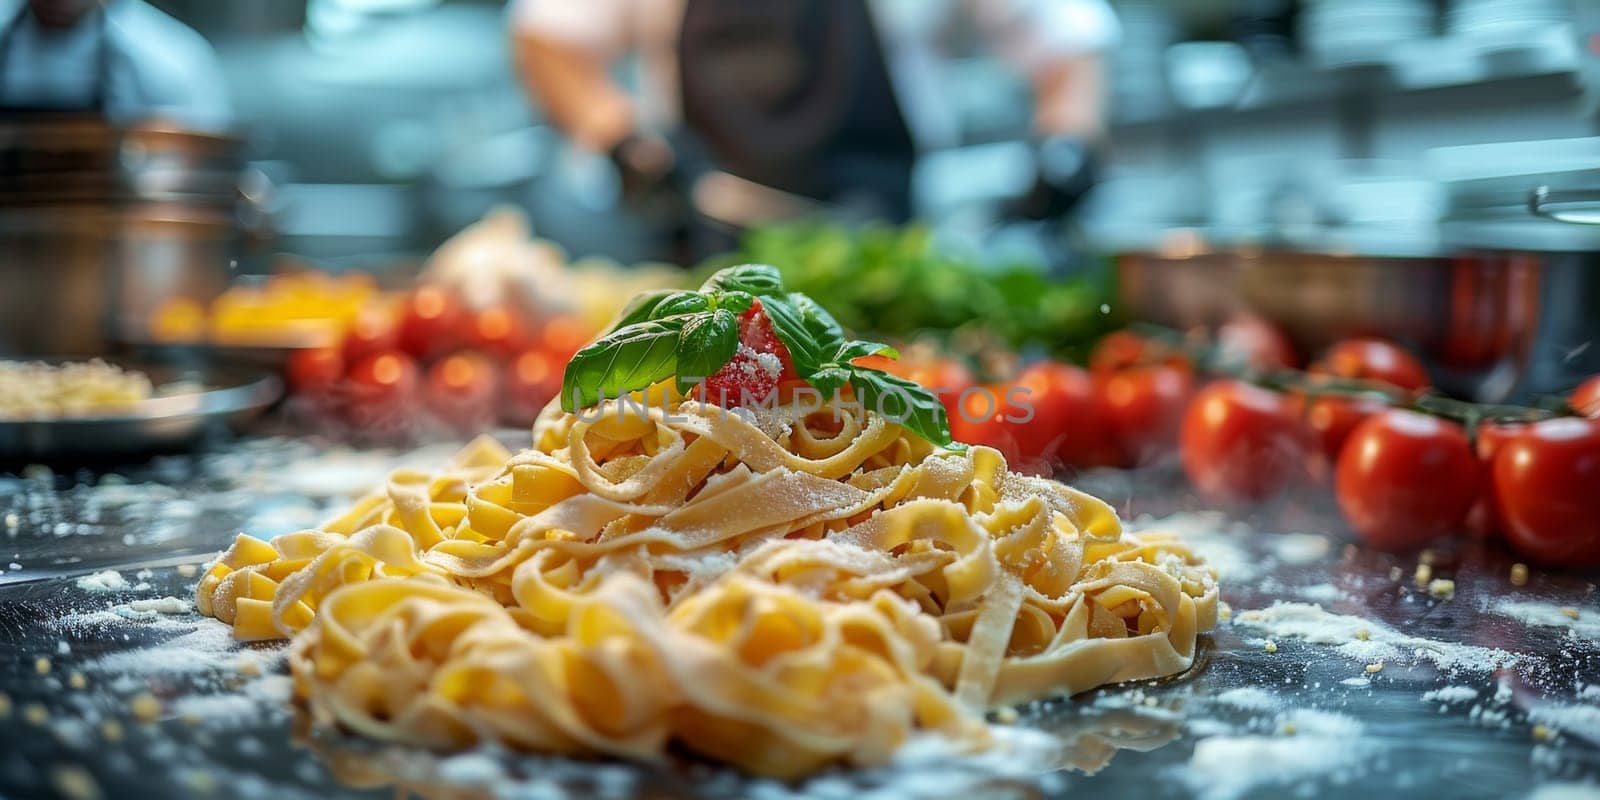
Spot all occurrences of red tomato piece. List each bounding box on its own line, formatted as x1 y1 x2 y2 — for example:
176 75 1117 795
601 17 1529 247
340 312 399 366
1570 375 1600 418
1335 409 1480 550
1216 314 1297 370
699 344 782 408
1285 388 1390 468
424 351 499 433
286 346 344 395
1100 364 1195 467
503 349 561 424
397 287 465 360
1089 329 1186 375
1309 338 1430 393
1492 417 1600 567
463 306 532 359
950 383 1036 473
1016 361 1118 469
344 350 420 427
1180 379 1310 505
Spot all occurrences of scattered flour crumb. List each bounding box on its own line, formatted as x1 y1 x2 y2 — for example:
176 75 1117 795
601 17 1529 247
1184 710 1369 800
1234 602 1518 673
1528 703 1600 743
1296 583 1343 602
1213 687 1281 713
1421 686 1479 704
1272 533 1330 565
1494 600 1600 642
123 597 191 615
75 570 129 592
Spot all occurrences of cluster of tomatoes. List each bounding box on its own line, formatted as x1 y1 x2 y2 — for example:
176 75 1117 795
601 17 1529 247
1169 335 1600 568
879 317 1600 569
284 286 594 436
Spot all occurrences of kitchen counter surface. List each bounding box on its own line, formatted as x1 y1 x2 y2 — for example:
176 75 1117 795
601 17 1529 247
1 436 1597 800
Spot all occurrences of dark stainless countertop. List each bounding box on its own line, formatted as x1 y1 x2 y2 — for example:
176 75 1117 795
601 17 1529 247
1 437 1597 800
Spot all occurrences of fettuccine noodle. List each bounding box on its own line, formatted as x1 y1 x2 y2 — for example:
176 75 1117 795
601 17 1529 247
197 389 1217 777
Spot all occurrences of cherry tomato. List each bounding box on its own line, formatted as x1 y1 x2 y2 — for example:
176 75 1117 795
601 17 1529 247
1285 387 1389 468
1089 330 1185 375
1099 364 1194 466
1492 417 1600 567
1335 409 1480 550
285 347 344 395
737 300 799 382
1179 380 1310 505
397 287 465 360
1216 314 1297 370
340 312 399 366
1309 338 1430 393
503 349 561 424
950 383 1036 473
424 352 499 433
1017 361 1119 469
1570 375 1600 418
1466 420 1526 538
463 306 532 359
344 350 420 427
699 346 783 408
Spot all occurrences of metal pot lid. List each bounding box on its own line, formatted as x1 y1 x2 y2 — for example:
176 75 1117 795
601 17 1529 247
0 116 246 207
1429 136 1600 251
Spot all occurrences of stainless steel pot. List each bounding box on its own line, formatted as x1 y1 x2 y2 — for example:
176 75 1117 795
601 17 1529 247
1431 137 1600 398
1114 230 1542 402
0 117 255 357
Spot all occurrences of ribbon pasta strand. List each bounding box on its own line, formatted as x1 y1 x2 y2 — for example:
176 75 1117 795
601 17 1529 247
198 393 1217 777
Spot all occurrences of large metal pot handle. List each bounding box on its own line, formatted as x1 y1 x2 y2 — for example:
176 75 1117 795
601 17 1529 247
1529 185 1600 225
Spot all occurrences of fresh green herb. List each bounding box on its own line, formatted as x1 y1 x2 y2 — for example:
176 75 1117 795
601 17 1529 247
703 223 1114 363
652 291 713 318
758 293 846 376
701 263 783 296
674 309 739 393
559 264 962 448
609 289 680 330
845 367 954 448
561 316 688 411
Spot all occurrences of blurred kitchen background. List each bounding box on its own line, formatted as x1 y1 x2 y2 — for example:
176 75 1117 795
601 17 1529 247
4 0 1600 401
127 0 1597 261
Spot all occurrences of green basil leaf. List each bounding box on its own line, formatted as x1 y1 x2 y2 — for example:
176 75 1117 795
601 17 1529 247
847 366 962 450
675 308 739 393
651 291 712 319
760 293 845 376
607 289 678 331
835 339 899 363
560 315 696 411
715 290 754 314
807 365 852 397
701 263 784 296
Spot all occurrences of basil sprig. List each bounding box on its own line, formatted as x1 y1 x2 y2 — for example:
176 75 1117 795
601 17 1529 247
560 264 961 449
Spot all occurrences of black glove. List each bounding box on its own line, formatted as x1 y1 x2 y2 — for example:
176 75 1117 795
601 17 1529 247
607 131 678 201
1005 136 1101 221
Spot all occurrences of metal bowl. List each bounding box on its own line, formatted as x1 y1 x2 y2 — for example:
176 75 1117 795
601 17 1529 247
0 362 282 462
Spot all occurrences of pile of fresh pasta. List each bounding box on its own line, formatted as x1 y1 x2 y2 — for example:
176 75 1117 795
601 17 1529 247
0 360 153 420
197 388 1218 777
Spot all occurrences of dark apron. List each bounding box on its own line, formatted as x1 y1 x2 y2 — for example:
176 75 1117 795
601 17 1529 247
677 0 916 222
0 3 115 117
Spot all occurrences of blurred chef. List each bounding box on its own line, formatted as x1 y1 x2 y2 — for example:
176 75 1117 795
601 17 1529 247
510 0 1116 224
0 0 230 129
